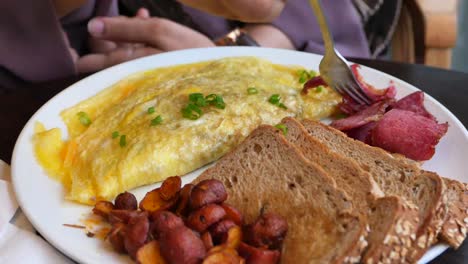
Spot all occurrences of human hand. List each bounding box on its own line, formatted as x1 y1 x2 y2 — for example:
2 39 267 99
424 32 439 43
77 9 215 73
178 0 286 22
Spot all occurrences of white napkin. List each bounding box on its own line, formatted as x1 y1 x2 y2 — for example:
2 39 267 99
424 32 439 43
0 160 73 263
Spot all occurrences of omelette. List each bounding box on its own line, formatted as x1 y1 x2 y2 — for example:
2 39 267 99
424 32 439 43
33 57 341 205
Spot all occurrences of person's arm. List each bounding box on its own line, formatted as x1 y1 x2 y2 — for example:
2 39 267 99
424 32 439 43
79 14 215 73
81 12 294 73
268 0 370 58
243 24 294 49
178 0 286 22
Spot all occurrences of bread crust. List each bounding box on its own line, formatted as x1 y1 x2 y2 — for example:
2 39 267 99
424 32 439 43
363 197 420 264
438 178 468 248
300 119 448 262
194 125 367 263
191 119 467 263
281 117 418 263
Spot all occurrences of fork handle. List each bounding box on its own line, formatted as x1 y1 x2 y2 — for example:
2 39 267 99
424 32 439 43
309 0 334 54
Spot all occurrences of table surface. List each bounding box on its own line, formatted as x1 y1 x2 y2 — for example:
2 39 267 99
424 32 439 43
0 58 467 263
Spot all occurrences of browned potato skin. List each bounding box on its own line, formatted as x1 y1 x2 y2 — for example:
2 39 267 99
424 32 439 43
107 222 126 254
136 241 167 264
190 179 227 209
175 184 194 217
115 192 138 210
202 249 244 264
238 242 280 264
210 219 236 244
124 213 150 259
221 203 243 225
108 210 144 224
224 225 242 249
201 232 214 251
93 201 115 218
160 176 182 201
244 213 288 250
150 210 184 238
139 188 177 213
187 204 226 233
159 226 206 264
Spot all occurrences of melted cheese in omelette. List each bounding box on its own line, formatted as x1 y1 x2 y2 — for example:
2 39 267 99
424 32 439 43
33 57 341 204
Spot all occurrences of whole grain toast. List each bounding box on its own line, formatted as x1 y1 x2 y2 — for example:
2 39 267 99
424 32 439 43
300 119 446 262
194 125 368 264
281 117 419 263
439 178 468 248
388 155 468 248
365 196 420 264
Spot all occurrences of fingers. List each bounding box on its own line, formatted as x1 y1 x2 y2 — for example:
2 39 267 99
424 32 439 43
88 38 118 53
76 46 162 73
87 16 214 50
136 8 150 19
88 16 158 44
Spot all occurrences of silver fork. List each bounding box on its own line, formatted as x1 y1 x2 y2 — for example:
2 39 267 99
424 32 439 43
310 0 372 105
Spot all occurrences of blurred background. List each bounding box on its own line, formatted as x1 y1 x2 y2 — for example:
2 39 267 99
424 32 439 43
453 0 468 72
392 0 466 72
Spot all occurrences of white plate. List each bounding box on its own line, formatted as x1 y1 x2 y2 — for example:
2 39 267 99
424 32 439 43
11 47 468 264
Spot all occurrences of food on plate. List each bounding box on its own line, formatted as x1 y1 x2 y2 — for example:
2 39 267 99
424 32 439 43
89 176 288 263
439 179 468 248
194 125 368 263
114 191 138 210
31 53 464 262
32 57 341 204
193 118 467 263
330 90 449 161
280 117 419 263
371 108 448 161
300 119 467 261
303 64 448 161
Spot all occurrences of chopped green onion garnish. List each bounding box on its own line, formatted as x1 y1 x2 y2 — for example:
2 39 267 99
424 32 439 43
247 87 258 95
268 94 281 105
205 94 216 102
147 107 155 114
112 131 119 138
275 124 288 135
298 70 309 84
268 94 287 110
206 94 225 109
189 93 207 107
316 86 323 93
150 115 163 126
77 111 91 126
183 93 226 120
119 135 127 147
182 103 203 120
298 69 318 84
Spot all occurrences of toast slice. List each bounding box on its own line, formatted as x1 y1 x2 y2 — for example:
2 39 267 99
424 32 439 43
387 156 468 248
439 178 468 248
281 117 419 263
194 125 368 263
365 196 420 263
300 119 446 261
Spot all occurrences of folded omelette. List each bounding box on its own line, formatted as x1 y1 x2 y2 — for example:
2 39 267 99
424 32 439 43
33 57 341 204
